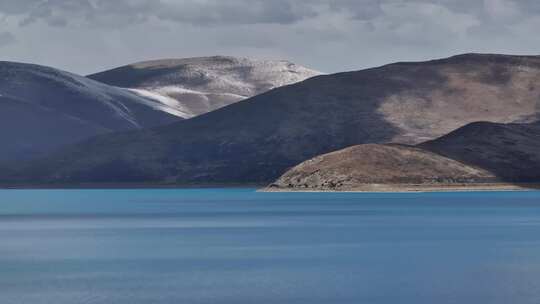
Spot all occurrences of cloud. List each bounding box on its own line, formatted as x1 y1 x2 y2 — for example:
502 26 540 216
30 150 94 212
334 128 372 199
0 0 318 27
155 0 318 26
0 1 40 15
0 0 536 28
483 0 521 21
0 32 16 47
0 0 539 75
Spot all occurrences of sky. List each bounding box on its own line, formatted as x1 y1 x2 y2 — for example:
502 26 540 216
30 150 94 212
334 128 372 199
0 0 539 75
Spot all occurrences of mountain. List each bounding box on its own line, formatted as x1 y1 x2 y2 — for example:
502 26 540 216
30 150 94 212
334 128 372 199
0 61 184 161
3 53 540 185
88 56 322 118
0 57 318 161
269 122 540 191
420 121 540 182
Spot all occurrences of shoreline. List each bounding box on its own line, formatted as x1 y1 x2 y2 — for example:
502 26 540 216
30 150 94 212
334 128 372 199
262 183 540 193
0 183 266 190
1 182 538 192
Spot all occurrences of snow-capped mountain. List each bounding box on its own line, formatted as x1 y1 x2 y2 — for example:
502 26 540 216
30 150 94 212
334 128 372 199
88 56 322 118
0 61 180 160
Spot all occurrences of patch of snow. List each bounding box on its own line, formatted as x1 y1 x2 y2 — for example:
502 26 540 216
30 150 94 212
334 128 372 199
127 88 194 118
155 85 248 99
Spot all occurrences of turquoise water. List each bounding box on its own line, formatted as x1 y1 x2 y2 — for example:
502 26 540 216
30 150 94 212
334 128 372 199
1 189 540 304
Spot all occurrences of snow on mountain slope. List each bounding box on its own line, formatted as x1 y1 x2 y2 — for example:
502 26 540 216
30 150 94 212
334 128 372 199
125 88 193 118
0 61 180 160
89 56 322 118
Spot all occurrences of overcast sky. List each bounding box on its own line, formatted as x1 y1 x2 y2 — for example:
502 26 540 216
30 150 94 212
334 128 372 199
1 0 539 74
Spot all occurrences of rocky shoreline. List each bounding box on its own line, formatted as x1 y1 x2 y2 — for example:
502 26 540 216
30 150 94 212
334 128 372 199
263 182 540 193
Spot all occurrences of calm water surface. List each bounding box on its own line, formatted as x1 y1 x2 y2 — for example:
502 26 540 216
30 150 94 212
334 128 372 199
1 189 540 304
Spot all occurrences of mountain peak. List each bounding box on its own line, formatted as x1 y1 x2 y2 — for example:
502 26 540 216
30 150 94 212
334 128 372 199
88 56 321 118
112 56 310 71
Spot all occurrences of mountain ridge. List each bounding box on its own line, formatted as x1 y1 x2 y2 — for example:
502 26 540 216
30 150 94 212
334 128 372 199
420 121 540 182
3 53 540 185
88 56 322 118
0 61 181 160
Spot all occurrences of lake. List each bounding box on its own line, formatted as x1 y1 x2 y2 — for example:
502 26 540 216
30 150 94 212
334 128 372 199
1 189 540 303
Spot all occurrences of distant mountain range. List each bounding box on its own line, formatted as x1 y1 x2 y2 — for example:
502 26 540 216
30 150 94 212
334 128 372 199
269 122 540 191
88 56 321 118
3 53 539 186
0 57 318 161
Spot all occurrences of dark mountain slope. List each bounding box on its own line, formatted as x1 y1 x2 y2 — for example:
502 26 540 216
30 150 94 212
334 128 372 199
0 95 108 161
4 53 540 184
420 122 540 182
0 61 181 160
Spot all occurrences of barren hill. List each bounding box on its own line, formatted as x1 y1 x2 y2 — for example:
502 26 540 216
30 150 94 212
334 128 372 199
4 54 540 185
270 122 540 191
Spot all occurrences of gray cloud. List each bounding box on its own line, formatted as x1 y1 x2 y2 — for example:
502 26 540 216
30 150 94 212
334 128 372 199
1 0 536 28
0 0 539 74
0 32 16 47
0 1 39 14
154 0 317 26
1 0 539 27
1 0 318 27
